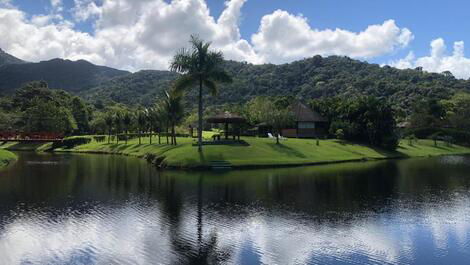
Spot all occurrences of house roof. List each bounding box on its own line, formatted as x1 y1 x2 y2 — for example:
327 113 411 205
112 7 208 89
206 111 246 124
291 102 328 122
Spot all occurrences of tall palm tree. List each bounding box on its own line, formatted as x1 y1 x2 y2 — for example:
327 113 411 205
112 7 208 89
170 35 232 152
162 89 184 145
123 112 133 145
104 113 114 144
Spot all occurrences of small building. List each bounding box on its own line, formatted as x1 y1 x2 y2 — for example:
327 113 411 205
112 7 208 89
282 102 329 138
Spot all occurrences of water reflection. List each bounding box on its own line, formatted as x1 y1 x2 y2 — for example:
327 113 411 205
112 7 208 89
0 153 470 264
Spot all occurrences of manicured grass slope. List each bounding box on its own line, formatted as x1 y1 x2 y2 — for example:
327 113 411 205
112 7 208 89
0 149 17 169
60 136 470 168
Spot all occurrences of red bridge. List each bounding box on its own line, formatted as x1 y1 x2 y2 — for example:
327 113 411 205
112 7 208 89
0 132 64 142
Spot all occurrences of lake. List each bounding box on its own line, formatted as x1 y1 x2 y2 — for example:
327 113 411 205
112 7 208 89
0 152 470 264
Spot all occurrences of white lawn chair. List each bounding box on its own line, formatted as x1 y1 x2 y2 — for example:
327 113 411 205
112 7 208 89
267 133 275 139
278 134 288 141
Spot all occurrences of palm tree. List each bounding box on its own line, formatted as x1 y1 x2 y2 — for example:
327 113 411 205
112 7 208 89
149 106 163 145
162 89 184 145
170 35 232 152
123 112 133 145
104 113 114 144
114 112 123 144
137 109 148 145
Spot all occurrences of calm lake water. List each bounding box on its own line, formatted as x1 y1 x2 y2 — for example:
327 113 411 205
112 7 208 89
0 152 470 265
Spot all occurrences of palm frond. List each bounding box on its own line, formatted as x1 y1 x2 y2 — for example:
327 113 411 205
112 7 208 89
173 75 197 94
208 70 232 84
204 80 218 96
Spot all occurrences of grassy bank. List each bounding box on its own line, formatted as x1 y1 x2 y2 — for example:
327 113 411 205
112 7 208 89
0 149 17 169
54 136 470 169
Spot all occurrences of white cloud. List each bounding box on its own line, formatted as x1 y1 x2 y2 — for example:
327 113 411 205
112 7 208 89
0 0 413 71
251 10 413 64
389 38 470 79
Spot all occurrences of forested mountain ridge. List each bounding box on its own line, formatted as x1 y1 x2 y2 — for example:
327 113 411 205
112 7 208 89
0 48 26 67
0 47 469 115
0 57 129 95
86 55 470 116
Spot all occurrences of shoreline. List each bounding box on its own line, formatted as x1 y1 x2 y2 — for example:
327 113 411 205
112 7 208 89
3 138 470 170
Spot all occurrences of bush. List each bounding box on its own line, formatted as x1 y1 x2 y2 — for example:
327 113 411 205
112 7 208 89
335 129 345 140
405 127 470 146
53 136 92 149
93 136 106 142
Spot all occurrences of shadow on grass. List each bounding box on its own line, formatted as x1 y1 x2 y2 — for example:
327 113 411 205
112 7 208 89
268 143 307 158
3 142 49 151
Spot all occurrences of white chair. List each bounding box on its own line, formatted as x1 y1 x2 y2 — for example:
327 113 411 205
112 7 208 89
268 133 275 139
278 134 288 141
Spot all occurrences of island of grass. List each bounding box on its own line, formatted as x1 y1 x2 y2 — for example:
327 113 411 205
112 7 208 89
0 149 17 170
52 135 470 169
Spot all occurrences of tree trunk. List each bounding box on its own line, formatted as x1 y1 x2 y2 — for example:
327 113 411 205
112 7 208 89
166 123 169 144
198 77 203 152
158 130 161 144
150 132 152 145
108 129 111 144
172 123 177 145
139 129 141 145
276 127 280 144
125 129 128 145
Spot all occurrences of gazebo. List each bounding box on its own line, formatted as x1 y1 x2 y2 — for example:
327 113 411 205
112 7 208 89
206 111 246 140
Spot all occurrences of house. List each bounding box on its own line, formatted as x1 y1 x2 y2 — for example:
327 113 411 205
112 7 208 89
282 102 329 138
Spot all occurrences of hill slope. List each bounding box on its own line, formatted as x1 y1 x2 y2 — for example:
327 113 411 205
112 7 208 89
81 70 178 106
0 48 26 67
0 58 129 95
86 56 470 113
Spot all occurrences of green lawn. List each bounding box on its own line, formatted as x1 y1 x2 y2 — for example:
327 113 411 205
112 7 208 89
55 135 470 169
0 149 17 169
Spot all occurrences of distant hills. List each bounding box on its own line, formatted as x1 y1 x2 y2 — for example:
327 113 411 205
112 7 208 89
0 48 469 114
0 48 26 67
0 50 129 95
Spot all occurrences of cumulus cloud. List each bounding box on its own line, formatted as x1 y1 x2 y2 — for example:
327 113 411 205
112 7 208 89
389 38 470 79
0 0 413 71
251 10 413 63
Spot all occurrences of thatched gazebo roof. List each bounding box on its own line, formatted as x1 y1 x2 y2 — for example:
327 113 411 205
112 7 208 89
206 111 246 124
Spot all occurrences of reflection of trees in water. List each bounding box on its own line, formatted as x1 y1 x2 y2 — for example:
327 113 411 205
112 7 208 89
155 174 234 264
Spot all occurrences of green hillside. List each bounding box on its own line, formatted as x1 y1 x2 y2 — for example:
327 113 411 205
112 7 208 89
84 56 470 115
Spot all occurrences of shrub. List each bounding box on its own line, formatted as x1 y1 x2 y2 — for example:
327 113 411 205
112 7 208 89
53 136 92 149
93 136 106 142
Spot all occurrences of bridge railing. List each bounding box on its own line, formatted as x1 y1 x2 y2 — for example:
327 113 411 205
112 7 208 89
0 132 64 141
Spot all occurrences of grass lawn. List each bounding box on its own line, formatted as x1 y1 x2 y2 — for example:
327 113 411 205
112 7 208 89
55 135 470 169
0 149 17 169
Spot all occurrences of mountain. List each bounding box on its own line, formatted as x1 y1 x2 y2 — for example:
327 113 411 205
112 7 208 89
0 48 26 67
81 70 178 106
85 56 470 114
0 57 129 95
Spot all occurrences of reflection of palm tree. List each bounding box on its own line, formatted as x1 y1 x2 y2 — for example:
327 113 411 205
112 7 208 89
158 174 233 264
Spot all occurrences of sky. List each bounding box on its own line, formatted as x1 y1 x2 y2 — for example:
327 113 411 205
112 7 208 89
0 0 469 79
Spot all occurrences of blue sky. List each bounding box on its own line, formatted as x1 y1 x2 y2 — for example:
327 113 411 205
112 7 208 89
2 0 470 78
